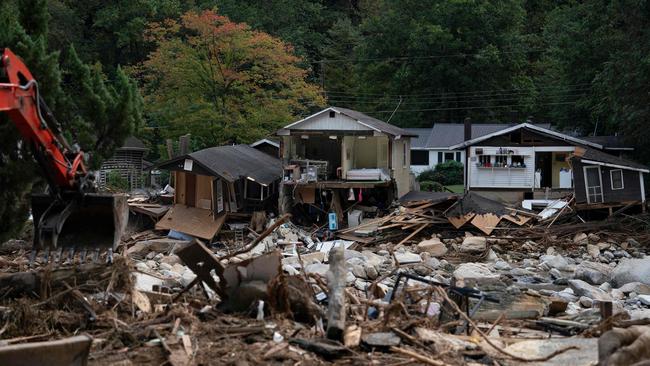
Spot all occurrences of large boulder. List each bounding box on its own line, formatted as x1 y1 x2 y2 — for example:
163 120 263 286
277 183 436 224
612 258 650 287
417 238 448 257
460 237 487 253
574 261 612 285
617 282 650 295
540 255 571 271
568 279 612 301
453 263 501 288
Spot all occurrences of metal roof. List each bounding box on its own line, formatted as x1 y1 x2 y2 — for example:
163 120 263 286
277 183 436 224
158 144 282 185
449 123 602 149
119 136 147 151
281 107 418 137
407 123 551 149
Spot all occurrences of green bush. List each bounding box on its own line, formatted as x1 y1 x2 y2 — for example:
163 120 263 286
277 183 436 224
417 160 464 186
106 170 129 191
419 181 444 192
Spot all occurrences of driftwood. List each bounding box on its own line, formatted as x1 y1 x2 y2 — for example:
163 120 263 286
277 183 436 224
0 263 111 298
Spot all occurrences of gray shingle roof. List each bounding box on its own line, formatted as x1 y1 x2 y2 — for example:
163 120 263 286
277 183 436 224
158 145 282 184
582 135 633 149
579 147 648 172
333 107 418 137
407 123 551 149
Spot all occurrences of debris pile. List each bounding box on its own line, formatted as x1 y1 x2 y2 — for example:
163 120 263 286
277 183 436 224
1 195 650 365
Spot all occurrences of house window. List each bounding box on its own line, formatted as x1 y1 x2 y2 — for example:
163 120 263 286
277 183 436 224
411 150 429 165
455 152 461 162
438 152 443 163
511 155 525 167
478 155 490 167
495 155 507 167
403 143 407 167
444 152 454 162
610 169 624 190
329 111 336 118
584 166 604 204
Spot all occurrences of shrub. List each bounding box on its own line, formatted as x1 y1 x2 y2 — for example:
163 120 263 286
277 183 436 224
106 170 129 191
419 181 444 192
416 161 464 186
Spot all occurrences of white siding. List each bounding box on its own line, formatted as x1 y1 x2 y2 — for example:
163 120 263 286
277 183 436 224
289 111 373 131
468 146 534 188
391 138 411 197
410 150 465 176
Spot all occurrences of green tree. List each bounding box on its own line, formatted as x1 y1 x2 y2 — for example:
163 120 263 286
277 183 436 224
348 0 529 126
0 0 143 241
138 9 324 148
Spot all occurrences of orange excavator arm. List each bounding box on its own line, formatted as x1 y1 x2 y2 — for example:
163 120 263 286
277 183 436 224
0 48 86 191
0 48 127 261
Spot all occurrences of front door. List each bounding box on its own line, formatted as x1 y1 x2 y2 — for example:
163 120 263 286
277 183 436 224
185 173 196 207
535 152 553 188
584 166 603 204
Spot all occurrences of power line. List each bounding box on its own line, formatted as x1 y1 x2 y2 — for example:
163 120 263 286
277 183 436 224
310 48 547 64
325 91 590 104
362 101 580 113
321 83 593 97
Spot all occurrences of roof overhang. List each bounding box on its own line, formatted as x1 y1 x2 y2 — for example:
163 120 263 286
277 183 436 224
580 159 649 173
448 123 603 150
250 138 279 148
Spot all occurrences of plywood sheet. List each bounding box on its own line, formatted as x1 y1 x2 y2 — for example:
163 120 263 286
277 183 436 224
447 213 475 229
470 213 501 235
502 214 531 226
156 205 225 240
195 174 213 208
296 186 316 204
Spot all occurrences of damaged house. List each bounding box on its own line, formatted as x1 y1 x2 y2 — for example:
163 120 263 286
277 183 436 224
155 144 282 240
450 122 648 211
277 106 417 226
97 136 148 190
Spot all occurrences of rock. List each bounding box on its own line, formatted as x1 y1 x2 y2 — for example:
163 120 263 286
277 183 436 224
460 237 487 253
499 338 598 366
453 263 501 288
579 296 593 308
159 262 173 272
638 295 650 306
587 244 600 259
574 261 612 285
362 332 401 347
354 279 369 291
365 265 379 280
416 238 448 257
494 260 511 271
485 249 499 262
588 233 600 242
612 258 650 287
540 255 570 271
360 251 384 268
618 282 650 295
573 232 588 245
171 263 186 275
424 257 441 270
568 279 612 301
305 263 330 276
135 262 149 272
394 251 421 264
345 272 356 285
349 263 366 279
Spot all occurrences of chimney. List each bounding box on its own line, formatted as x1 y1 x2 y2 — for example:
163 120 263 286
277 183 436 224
464 117 472 141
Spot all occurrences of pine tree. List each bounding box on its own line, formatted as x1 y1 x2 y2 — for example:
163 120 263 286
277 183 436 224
0 0 143 242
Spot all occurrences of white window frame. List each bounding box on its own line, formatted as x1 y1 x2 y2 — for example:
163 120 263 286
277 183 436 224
444 152 455 162
610 169 624 190
583 165 604 204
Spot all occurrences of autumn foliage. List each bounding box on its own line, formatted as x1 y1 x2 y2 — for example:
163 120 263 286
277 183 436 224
138 10 324 148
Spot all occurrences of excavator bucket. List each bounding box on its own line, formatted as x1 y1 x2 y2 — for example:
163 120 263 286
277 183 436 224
30 193 128 262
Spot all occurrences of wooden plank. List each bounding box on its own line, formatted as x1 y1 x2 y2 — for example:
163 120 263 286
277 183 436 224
396 224 428 246
502 214 531 226
156 205 225 240
447 213 475 229
470 214 501 235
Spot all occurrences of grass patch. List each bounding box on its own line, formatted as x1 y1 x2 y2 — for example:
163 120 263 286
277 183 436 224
444 185 464 193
